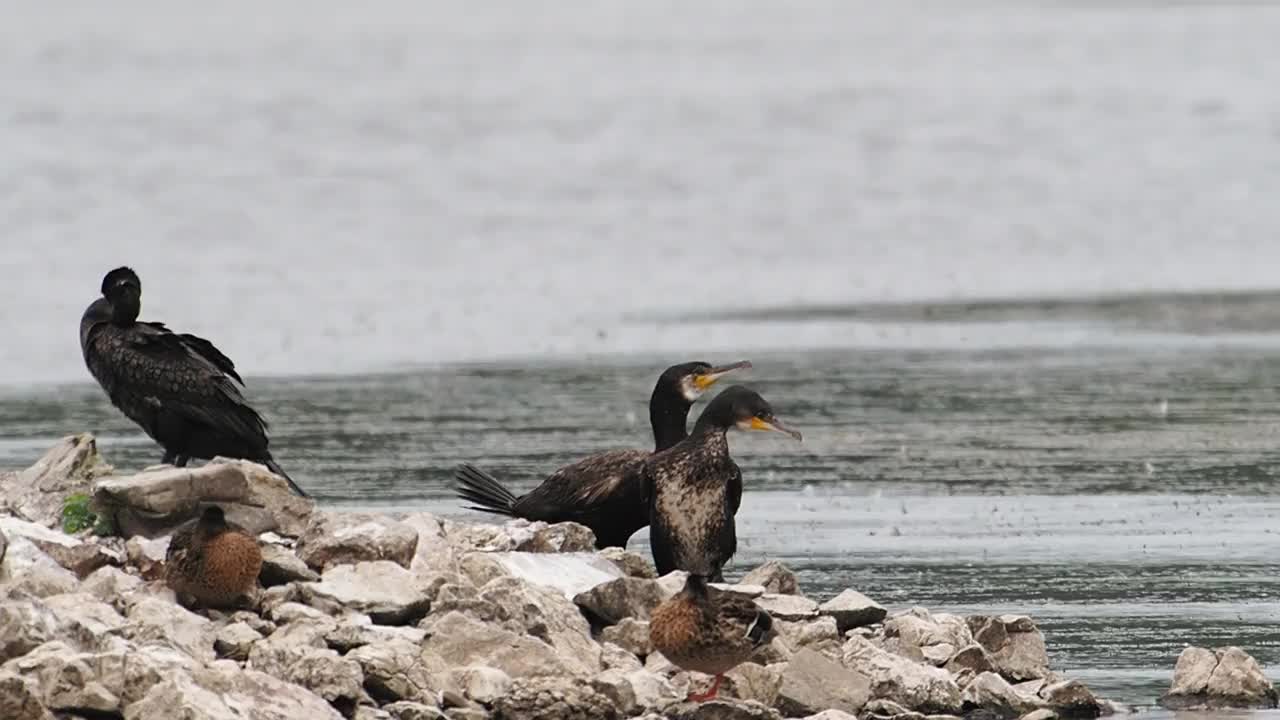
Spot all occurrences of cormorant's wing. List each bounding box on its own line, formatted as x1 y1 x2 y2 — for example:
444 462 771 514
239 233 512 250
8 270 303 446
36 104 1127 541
727 461 743 516
645 462 679 576
513 449 647 521
111 322 268 443
140 322 244 385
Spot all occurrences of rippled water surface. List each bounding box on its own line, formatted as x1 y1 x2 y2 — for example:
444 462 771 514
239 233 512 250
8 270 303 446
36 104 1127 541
3 0 1280 711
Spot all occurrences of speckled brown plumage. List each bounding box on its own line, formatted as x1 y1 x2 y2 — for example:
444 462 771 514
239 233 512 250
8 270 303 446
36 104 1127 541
650 573 774 701
454 361 750 549
80 266 308 497
165 506 263 609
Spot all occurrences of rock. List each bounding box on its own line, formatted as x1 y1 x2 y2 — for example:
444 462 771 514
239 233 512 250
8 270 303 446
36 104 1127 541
247 643 365 710
739 561 799 595
421 611 593 679
591 669 640 716
41 593 126 650
0 527 6 566
755 593 819 621
122 597 216 662
664 699 783 720
886 609 974 656
1040 679 1101 717
453 666 512 706
968 615 1051 682
296 511 419 571
819 589 887 633
214 621 263 660
94 459 312 539
384 702 447 720
777 647 872 716
598 547 657 579
80 566 144 611
0 600 60 661
0 537 79 598
860 699 923 720
124 536 170 581
1020 710 1058 720
326 614 427 652
725 662 783 706
0 434 110 527
1160 646 1278 710
5 640 200 713
946 644 996 675
961 672 1041 718
479 575 602 673
442 520 519 553
573 576 667 625
801 712 860 720
491 676 620 720
0 671 55 720
259 543 319 586
124 661 343 720
400 512 460 576
300 561 433 624
0 517 121 578
656 570 692 597
355 707 394 720
347 639 452 705
843 636 963 714
601 642 644 673
515 521 598 553
487 551 625 600
627 668 682 710
601 617 652 657
775 616 843 659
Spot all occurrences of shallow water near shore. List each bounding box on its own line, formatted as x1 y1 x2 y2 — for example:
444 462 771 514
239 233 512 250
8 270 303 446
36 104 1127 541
4 345 1280 709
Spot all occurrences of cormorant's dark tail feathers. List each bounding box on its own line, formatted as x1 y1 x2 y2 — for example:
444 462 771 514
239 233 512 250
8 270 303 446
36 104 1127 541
265 459 310 498
453 463 518 516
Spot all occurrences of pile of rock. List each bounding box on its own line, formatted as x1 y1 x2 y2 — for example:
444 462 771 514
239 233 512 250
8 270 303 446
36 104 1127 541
1 436 1275 720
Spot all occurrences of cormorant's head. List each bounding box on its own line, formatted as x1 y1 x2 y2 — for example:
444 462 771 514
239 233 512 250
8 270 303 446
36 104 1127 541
659 360 753 403
100 266 142 323
694 385 802 441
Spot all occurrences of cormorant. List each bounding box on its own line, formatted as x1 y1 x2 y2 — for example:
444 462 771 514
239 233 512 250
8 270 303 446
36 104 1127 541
80 266 308 497
165 505 263 609
650 572 774 702
453 360 751 548
645 384 801 581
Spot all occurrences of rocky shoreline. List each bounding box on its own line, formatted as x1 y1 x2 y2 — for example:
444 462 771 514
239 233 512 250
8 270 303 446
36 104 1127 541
1 435 1276 720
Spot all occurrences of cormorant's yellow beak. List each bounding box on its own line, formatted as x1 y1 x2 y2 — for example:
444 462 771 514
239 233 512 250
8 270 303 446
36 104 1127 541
693 360 752 391
749 415 802 441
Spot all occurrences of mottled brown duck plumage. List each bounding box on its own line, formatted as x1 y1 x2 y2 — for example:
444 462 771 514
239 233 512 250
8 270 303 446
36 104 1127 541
650 573 774 701
165 506 263 609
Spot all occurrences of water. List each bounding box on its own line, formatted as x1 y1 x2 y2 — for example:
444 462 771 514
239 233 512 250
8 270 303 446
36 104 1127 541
3 0 1280 712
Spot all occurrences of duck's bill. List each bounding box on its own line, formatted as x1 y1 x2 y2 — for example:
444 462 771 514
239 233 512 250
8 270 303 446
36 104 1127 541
693 360 752 390
749 416 802 442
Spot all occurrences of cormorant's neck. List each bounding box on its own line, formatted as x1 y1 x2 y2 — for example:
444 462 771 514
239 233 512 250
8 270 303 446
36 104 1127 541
649 387 693 452
109 296 140 326
688 421 731 457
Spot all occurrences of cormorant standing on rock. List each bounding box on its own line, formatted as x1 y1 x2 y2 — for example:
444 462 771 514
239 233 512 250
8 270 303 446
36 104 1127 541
645 385 801 581
453 360 751 548
650 572 774 702
80 266 308 497
165 505 263 609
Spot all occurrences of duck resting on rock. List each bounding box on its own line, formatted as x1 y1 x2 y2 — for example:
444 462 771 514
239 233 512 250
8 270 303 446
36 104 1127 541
650 572 775 701
453 360 751 549
165 505 263 609
645 384 801 581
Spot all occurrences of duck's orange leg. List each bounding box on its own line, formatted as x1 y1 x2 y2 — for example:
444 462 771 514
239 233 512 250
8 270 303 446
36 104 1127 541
686 674 723 702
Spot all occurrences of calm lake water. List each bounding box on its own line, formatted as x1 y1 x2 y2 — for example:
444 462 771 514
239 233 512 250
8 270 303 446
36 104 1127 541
3 0 1280 712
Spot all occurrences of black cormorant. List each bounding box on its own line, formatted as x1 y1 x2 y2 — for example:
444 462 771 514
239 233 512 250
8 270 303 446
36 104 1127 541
453 360 751 548
645 384 801 581
80 266 309 497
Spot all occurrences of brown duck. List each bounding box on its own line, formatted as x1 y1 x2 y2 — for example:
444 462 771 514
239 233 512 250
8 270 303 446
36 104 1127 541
649 573 775 701
165 505 263 609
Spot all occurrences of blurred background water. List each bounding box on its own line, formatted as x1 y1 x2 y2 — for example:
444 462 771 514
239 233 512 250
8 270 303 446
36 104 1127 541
3 0 1280 710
